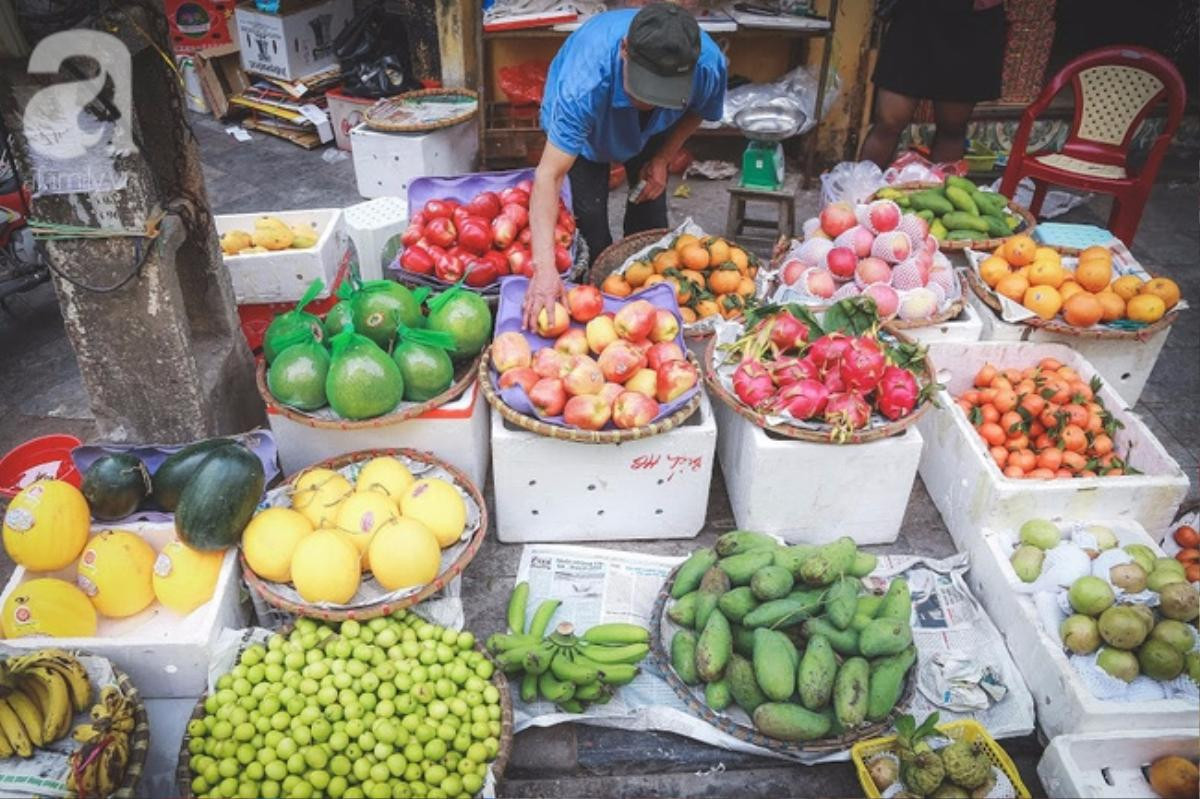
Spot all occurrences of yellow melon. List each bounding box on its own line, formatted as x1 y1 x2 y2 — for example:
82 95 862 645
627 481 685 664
399 479 467 548
291 468 352 528
290 530 360 604
354 457 415 509
153 540 224 615
368 518 441 591
75 530 156 618
1 578 97 638
335 491 398 566
242 508 313 582
3 480 90 571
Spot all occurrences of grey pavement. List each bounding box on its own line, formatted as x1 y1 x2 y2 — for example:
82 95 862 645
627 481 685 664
0 109 1196 797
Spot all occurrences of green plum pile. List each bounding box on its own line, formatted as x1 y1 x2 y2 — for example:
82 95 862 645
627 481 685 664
665 532 917 742
184 613 504 799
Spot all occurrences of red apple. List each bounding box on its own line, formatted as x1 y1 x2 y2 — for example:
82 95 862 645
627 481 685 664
656 359 699 403
492 331 531 373
554 328 589 357
502 203 529 230
646 341 684 371
498 366 538 394
782 258 807 287
529 378 566 417
532 348 569 380
598 382 625 406
565 285 604 323
585 315 618 355
506 244 533 277
491 216 518 249
563 394 611 431
826 246 857 281
624 368 658 397
535 302 570 338
649 309 680 343
612 391 660 429
803 268 836 299
613 299 656 341
563 355 604 396
597 340 647 384
819 202 857 238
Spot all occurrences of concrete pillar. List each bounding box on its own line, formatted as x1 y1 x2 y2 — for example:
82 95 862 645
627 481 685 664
1 10 262 443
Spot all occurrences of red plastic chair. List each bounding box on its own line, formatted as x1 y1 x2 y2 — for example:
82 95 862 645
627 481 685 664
999 45 1186 246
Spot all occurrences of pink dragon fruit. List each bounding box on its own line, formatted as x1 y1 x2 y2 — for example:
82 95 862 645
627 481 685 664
825 391 872 433
839 336 886 393
823 367 846 394
772 379 829 421
732 360 775 409
772 356 820 387
808 333 850 371
891 258 925 290
767 311 809 352
876 365 919 420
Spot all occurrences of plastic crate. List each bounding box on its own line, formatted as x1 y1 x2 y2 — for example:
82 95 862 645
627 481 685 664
1038 730 1200 798
850 719 1032 798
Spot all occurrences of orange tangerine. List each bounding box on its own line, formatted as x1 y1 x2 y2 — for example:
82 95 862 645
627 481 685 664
1110 274 1144 301
679 307 698 323
652 249 681 273
601 273 632 297
1005 235 1037 266
729 247 749 272
1074 258 1112 293
1023 285 1063 320
1033 246 1062 266
1059 281 1084 301
1140 276 1181 309
1078 245 1112 267
1126 293 1166 323
995 273 1030 302
679 244 710 271
706 238 730 266
979 255 1011 287
625 260 654 288
1028 260 1066 288
673 233 700 252
1062 292 1103 327
1096 290 1125 322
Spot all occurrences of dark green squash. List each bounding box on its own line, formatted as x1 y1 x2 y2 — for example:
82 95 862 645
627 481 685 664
81 453 151 520
151 438 232 511
175 444 265 550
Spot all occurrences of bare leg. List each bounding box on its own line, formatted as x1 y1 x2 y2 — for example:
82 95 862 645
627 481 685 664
859 89 919 168
931 100 976 163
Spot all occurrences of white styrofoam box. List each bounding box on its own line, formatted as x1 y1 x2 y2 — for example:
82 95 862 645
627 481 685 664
917 341 1189 549
326 89 374 152
967 291 1172 406
142 698 195 798
1038 730 1200 798
713 396 921 545
0 523 245 699
491 392 716 542
343 196 409 283
900 300 984 346
963 518 1197 738
216 208 345 303
351 121 480 200
267 380 490 490
233 0 351 81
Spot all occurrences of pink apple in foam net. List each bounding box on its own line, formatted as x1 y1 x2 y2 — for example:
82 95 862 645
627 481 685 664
825 247 857 281
819 202 857 238
646 341 684 371
801 217 824 238
846 226 876 257
863 283 900 319
563 394 612 430
498 366 538 394
529 377 567 417
855 257 891 288
867 200 901 233
803 267 836 299
624 368 658 397
612 391 660 429
554 328 589 356
532 347 569 379
782 259 807 287
898 287 938 321
563 354 605 396
871 231 912 264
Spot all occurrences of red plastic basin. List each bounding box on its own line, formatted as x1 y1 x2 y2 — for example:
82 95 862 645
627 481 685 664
0 434 82 498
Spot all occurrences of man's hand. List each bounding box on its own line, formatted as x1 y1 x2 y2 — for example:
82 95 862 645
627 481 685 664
635 156 670 203
522 266 564 331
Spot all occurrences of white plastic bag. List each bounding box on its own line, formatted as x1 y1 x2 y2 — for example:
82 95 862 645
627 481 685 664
819 160 885 206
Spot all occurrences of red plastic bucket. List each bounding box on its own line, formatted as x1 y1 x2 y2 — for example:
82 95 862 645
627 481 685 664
0 435 83 499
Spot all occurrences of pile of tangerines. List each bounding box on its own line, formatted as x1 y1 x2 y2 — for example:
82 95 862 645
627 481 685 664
955 357 1136 480
977 236 1180 326
600 233 757 323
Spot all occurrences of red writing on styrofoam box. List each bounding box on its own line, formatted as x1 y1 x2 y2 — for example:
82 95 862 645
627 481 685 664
629 454 704 481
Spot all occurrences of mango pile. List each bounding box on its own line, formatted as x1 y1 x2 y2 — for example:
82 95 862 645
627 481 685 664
221 215 319 255
666 533 916 742
877 176 1023 244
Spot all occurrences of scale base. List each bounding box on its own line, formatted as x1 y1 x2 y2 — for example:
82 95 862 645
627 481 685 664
740 140 785 191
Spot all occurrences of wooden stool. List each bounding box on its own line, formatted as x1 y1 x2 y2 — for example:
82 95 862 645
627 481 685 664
725 184 796 241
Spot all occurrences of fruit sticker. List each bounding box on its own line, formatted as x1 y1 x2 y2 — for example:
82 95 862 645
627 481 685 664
10 601 33 627
154 551 174 578
3 507 33 532
76 573 98 597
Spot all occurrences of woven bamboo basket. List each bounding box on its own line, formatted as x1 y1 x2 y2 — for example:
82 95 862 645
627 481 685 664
702 331 935 445
173 624 513 798
363 88 478 133
964 266 1179 340
477 346 702 444
242 448 488 621
650 566 916 757
256 354 480 429
870 181 1038 252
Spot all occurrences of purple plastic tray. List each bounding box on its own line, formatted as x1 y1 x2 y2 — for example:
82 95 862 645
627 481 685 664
491 276 699 429
408 167 573 216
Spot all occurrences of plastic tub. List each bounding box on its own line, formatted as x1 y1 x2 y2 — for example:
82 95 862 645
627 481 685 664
0 434 82 498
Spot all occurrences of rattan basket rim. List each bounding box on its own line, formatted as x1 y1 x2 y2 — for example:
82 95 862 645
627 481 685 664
870 180 1038 251
363 88 479 132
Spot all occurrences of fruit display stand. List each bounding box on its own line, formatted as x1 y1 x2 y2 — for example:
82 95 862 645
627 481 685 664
960 517 1198 738
1037 730 1199 798
487 389 715 542
0 522 244 698
215 208 346 304
916 341 1189 548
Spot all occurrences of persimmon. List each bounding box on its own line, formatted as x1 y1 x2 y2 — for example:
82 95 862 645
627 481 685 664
1020 393 1046 417
1039 357 1063 372
963 389 981 405
1028 421 1046 437
1063 404 1089 427
1062 451 1087 472
993 388 1018 413
974 364 998 388
1000 411 1024 434
1091 433 1114 456
1011 450 1037 472
981 404 1000 424
1056 468 1073 478
1173 525 1200 548
989 446 1008 467
1037 448 1063 471
990 376 1013 392
979 422 1005 447
1028 468 1056 479
979 388 998 405
1061 424 1087 452
1006 433 1030 451
1003 465 1025 479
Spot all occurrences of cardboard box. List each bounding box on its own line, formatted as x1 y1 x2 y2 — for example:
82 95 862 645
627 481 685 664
193 42 250 119
234 0 352 82
165 0 236 54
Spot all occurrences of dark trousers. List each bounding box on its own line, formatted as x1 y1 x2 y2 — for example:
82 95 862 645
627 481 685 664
568 133 668 264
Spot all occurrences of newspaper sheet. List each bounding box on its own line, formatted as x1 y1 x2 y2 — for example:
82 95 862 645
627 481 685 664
512 544 1035 764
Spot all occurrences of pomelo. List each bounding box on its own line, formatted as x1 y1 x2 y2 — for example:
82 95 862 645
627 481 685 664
368 518 441 591
267 340 330 411
326 331 405 420
426 290 492 360
399 478 467 548
350 281 423 349
291 530 360 604
242 508 313 582
393 339 454 402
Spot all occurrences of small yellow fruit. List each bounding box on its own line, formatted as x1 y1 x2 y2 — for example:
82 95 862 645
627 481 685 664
1110 274 1144 301
2 578 97 638
242 508 313 583
1028 260 1066 289
252 216 294 250
291 469 352 528
289 224 318 249
1059 281 1084 302
1023 285 1063 320
355 458 415 509
220 230 252 255
1126 293 1166 324
1140 276 1181 309
978 256 1010 288
335 491 398 565
76 530 157 618
1033 246 1062 266
153 540 225 614
367 518 441 591
291 530 360 604
3 479 90 571
399 479 467 548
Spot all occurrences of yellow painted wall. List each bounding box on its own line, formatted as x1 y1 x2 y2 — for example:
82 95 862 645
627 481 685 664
807 0 875 163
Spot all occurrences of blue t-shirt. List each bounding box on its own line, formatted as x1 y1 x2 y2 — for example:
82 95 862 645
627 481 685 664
540 9 727 164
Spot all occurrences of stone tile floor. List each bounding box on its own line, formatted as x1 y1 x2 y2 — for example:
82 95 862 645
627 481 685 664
0 110 1196 796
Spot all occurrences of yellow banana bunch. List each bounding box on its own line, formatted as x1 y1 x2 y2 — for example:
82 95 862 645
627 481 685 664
67 732 129 798
0 648 95 756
